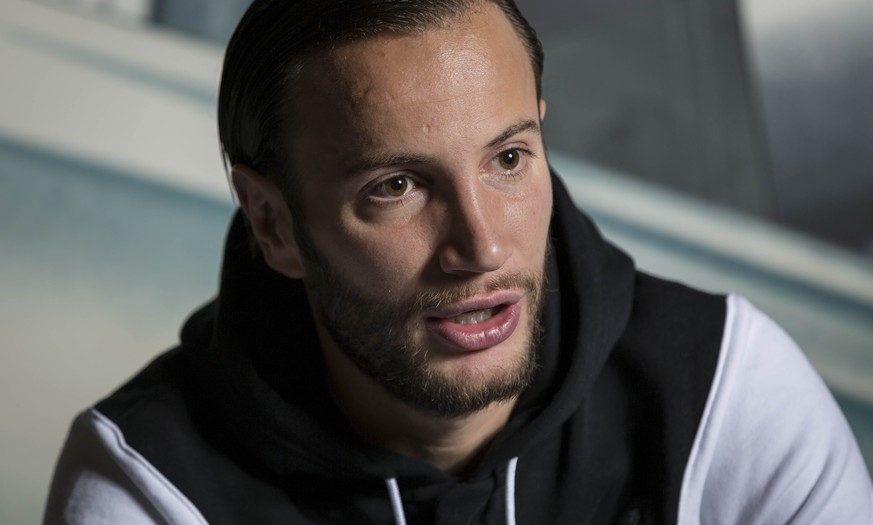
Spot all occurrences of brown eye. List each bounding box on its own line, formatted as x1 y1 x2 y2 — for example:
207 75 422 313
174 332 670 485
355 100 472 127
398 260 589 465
383 176 410 197
498 149 521 170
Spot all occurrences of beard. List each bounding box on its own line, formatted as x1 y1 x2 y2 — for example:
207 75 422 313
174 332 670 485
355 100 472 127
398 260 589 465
300 242 547 419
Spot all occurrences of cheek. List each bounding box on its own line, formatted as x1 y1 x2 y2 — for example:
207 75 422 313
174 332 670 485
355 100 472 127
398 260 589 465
535 188 554 238
318 221 428 296
510 179 553 250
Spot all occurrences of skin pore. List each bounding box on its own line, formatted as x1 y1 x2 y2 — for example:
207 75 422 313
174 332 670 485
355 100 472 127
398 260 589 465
233 3 552 476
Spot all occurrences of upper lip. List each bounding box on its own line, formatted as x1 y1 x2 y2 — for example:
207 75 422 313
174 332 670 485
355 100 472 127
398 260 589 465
424 290 524 319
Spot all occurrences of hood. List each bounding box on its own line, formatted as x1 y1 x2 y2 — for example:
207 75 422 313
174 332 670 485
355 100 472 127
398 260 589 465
180 171 636 484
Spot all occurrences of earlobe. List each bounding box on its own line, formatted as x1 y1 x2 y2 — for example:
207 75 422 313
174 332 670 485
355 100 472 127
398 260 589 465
231 165 307 279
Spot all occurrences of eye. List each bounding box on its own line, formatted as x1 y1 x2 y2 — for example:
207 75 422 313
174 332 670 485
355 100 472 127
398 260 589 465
375 175 413 198
497 149 522 171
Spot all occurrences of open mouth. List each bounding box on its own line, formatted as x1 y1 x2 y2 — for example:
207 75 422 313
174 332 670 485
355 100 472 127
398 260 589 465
425 294 523 352
447 306 502 325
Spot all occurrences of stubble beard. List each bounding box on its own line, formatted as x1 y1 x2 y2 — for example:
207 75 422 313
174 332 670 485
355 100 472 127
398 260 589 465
301 245 547 419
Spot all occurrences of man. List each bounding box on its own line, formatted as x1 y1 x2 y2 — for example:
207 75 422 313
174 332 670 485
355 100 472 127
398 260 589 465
45 0 872 523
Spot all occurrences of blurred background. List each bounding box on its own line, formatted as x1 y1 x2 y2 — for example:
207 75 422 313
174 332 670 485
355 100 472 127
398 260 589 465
1 0 871 522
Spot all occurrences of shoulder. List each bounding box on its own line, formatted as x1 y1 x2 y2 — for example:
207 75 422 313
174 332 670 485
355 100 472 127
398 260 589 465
678 294 873 523
44 348 210 524
622 272 727 352
615 273 727 428
43 408 207 524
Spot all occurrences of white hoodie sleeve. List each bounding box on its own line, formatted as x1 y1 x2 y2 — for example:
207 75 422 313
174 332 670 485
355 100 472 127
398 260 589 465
679 294 873 524
43 409 206 525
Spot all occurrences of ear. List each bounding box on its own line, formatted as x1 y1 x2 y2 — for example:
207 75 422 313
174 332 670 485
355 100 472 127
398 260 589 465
539 99 547 122
231 164 306 279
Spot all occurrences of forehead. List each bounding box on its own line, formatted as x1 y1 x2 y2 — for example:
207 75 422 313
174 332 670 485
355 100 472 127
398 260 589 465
312 6 519 104
286 3 538 161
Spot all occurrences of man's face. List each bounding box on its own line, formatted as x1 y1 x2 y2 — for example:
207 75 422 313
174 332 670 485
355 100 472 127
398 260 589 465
284 4 553 417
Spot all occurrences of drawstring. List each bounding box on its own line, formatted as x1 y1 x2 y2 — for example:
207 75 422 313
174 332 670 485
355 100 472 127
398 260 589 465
385 478 407 525
384 456 519 525
506 457 518 525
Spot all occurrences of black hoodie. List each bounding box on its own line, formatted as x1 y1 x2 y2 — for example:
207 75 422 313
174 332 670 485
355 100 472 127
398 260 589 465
60 173 732 524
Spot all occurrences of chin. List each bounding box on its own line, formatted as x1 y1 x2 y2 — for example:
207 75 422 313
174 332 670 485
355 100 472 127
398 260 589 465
427 328 533 385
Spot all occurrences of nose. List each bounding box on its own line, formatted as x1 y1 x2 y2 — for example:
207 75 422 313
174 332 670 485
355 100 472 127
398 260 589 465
438 182 511 275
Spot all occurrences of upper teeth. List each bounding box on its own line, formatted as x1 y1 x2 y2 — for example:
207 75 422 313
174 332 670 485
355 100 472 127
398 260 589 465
450 307 498 325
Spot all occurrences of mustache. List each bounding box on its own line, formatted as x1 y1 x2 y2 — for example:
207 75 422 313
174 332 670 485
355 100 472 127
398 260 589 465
411 271 543 312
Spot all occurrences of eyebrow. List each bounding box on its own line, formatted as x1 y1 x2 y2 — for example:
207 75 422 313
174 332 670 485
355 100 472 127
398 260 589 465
345 152 437 176
485 119 541 149
344 119 542 175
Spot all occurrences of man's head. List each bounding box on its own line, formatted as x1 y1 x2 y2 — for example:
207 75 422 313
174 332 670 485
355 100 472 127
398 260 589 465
218 0 543 202
223 0 553 418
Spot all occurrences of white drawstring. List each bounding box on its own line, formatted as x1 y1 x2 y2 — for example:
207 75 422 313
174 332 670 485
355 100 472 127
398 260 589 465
505 457 518 525
385 478 407 525
385 457 519 525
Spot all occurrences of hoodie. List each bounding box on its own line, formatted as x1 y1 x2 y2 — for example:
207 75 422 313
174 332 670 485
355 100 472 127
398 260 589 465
44 173 873 524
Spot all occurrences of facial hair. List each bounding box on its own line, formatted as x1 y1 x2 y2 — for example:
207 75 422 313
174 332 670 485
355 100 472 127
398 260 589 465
301 246 547 419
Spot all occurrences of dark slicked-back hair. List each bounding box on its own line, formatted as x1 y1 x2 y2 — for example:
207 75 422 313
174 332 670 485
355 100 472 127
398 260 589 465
217 0 543 201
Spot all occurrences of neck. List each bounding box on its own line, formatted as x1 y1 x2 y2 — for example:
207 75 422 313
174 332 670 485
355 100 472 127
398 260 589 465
320 338 517 477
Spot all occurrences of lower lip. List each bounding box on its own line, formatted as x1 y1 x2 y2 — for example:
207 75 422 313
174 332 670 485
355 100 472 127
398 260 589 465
425 302 522 352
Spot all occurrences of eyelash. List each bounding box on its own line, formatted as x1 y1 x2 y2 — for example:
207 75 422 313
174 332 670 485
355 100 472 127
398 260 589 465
490 146 535 177
371 175 417 199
